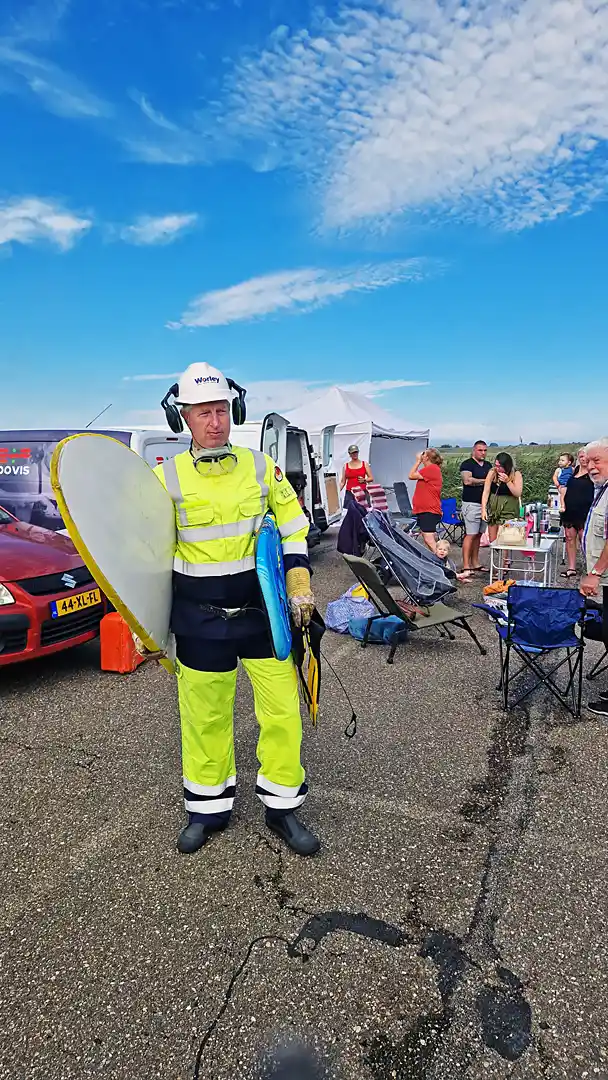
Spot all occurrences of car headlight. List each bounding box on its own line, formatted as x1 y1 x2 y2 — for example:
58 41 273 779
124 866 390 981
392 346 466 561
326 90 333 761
0 583 16 606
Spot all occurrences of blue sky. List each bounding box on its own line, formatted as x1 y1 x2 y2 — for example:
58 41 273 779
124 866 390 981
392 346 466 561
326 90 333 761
1 0 607 444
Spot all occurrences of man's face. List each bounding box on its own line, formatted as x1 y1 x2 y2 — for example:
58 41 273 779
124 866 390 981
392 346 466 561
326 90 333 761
184 400 231 449
586 446 608 484
473 443 487 463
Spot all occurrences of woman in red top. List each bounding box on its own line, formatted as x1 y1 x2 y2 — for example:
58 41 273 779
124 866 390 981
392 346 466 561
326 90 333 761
409 448 443 552
340 444 373 495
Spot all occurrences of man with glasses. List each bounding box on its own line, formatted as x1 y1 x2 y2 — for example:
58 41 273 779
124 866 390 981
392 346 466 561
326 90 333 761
154 363 319 856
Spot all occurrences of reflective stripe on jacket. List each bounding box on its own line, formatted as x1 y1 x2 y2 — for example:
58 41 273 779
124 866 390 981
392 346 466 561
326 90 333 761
154 446 309 577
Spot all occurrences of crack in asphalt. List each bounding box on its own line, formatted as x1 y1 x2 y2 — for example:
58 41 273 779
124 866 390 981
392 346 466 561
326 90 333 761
192 933 291 1080
192 705 547 1079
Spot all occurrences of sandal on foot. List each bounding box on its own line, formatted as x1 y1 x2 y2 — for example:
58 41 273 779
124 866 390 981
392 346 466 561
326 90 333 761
560 569 577 578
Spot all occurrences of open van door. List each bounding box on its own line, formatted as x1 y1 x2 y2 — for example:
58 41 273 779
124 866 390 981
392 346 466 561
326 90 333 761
260 413 289 465
320 424 341 524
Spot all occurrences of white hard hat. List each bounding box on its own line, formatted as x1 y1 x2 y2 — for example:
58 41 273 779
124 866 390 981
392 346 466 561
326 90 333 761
175 363 235 406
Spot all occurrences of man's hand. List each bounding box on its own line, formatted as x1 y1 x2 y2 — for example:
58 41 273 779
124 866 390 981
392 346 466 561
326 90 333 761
580 574 600 598
288 595 315 628
286 567 314 627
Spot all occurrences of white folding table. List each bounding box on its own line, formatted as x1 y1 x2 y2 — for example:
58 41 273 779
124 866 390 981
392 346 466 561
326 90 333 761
489 534 560 587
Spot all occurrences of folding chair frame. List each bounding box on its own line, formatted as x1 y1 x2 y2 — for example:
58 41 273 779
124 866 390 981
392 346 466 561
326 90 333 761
498 634 585 718
583 590 607 682
440 521 465 545
474 593 587 718
343 554 487 664
586 646 608 682
392 483 418 535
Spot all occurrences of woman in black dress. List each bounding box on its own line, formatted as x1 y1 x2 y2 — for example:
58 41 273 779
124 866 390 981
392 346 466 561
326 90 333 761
561 448 594 578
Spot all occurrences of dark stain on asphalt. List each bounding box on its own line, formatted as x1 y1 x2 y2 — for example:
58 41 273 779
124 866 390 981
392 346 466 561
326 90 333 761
193 706 541 1078
287 910 413 961
477 981 533 1061
459 707 529 825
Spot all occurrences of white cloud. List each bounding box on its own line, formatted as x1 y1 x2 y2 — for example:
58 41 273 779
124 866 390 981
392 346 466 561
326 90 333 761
119 213 198 246
168 259 435 328
0 195 91 250
0 42 111 118
122 377 429 423
130 90 181 133
244 379 428 419
217 0 608 230
122 372 181 382
343 380 429 396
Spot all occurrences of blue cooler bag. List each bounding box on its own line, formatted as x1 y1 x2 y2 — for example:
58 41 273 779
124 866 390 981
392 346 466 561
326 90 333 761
348 615 407 644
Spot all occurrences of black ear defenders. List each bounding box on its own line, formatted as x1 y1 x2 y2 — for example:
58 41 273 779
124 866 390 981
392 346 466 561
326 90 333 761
228 380 247 426
161 379 247 433
160 383 183 433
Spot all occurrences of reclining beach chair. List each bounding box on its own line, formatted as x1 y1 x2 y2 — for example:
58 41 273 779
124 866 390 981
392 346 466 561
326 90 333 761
343 553 487 664
473 585 586 717
364 509 458 603
367 483 389 512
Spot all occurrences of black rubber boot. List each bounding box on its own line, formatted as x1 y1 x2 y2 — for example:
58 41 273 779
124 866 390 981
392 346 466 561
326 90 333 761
265 811 320 856
177 821 218 855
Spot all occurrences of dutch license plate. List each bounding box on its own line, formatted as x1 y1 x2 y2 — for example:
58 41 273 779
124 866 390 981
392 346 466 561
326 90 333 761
50 588 101 619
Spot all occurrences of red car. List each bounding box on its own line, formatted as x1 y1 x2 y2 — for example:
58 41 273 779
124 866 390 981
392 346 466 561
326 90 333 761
0 505 106 667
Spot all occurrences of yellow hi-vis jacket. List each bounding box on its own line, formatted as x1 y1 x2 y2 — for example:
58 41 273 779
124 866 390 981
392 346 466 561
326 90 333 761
154 446 309 578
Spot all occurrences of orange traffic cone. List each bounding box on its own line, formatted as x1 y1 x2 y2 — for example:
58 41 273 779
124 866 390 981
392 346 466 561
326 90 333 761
100 612 145 673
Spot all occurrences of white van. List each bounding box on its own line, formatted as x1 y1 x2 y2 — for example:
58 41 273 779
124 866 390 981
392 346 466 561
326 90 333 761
231 413 323 544
0 427 190 530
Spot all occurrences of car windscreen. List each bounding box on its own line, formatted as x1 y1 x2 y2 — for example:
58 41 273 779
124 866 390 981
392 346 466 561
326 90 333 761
0 440 64 530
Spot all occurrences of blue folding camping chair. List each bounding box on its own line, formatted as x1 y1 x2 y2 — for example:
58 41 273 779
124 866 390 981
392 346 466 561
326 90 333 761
440 497 464 544
474 585 586 717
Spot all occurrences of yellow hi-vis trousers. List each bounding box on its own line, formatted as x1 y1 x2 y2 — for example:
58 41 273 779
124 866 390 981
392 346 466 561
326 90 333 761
176 655 307 826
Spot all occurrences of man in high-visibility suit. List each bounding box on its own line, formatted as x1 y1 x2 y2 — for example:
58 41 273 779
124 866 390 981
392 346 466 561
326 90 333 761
154 362 320 857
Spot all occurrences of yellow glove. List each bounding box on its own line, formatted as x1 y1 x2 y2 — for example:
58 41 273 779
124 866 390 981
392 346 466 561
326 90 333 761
286 567 315 628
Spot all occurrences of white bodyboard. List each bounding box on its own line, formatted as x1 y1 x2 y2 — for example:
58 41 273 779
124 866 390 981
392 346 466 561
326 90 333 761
51 434 176 669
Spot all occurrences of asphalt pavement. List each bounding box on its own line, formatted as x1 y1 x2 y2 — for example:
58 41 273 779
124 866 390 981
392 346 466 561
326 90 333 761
1 534 607 1080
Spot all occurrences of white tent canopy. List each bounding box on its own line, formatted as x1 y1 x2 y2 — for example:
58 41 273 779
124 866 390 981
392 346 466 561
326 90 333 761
287 386 429 511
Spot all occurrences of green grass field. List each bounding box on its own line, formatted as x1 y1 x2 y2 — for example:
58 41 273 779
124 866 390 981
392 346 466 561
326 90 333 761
438 443 583 505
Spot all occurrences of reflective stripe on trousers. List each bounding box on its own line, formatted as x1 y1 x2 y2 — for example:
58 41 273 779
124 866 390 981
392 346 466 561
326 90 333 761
176 655 306 825
173 555 256 576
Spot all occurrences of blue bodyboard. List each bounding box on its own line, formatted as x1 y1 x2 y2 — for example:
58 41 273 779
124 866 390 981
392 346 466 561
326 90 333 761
255 512 292 661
